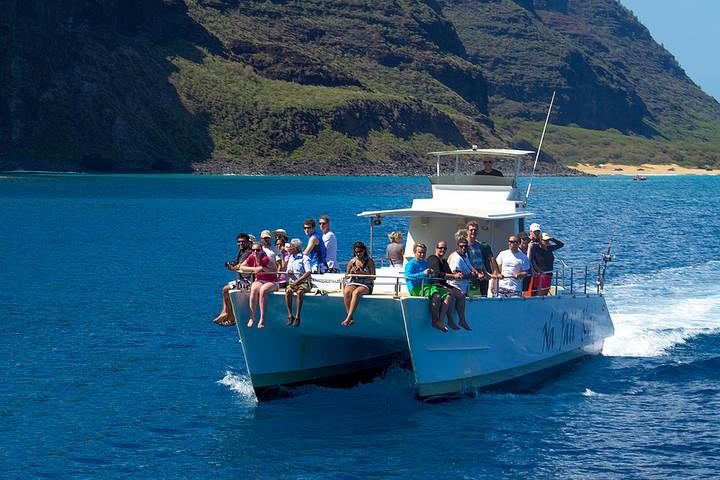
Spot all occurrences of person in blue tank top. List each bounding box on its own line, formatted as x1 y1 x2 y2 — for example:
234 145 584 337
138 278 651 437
302 218 328 273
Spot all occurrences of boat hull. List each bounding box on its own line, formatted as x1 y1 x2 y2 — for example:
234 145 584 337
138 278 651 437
230 288 613 400
400 294 614 398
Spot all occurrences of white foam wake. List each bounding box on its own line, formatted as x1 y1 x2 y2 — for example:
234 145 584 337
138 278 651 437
603 260 720 357
217 370 258 404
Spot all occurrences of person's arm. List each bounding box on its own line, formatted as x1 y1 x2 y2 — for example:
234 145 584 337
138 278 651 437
404 261 428 279
345 258 355 275
303 236 318 255
368 258 376 276
549 238 564 250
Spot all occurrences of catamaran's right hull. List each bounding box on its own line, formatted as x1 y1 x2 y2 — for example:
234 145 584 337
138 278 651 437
401 293 614 398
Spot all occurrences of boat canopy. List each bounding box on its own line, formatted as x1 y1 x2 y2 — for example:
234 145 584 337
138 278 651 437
357 207 532 220
427 148 534 157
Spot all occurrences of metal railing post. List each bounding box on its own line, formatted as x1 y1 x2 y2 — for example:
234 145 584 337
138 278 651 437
584 266 588 294
570 268 574 294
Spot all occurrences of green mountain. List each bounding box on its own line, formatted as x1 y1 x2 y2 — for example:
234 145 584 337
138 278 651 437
1 0 718 174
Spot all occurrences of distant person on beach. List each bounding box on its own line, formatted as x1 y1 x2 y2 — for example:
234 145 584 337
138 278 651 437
213 233 252 327
474 158 503 176
404 243 451 333
528 233 564 296
319 215 338 272
495 236 530 297
386 231 404 267
302 218 328 273
341 241 376 327
285 238 312 327
238 242 278 329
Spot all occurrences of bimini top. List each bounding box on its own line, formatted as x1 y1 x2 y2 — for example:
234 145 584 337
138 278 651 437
427 148 535 157
357 207 531 220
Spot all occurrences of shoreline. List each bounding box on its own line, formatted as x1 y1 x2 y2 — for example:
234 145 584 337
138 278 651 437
572 162 720 176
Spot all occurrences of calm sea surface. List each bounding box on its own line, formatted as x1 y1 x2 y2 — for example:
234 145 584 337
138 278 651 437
1 174 719 478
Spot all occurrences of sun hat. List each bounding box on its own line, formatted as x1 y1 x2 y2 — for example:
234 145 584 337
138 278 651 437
273 228 287 236
529 223 541 232
260 229 272 239
541 233 551 240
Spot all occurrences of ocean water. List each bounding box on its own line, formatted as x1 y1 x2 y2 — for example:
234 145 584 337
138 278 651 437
1 173 719 478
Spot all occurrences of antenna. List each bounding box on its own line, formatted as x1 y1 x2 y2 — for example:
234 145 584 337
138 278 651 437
524 90 556 206
596 229 615 293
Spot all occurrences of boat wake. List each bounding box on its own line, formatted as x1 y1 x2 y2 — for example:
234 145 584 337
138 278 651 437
217 371 258 404
603 260 720 357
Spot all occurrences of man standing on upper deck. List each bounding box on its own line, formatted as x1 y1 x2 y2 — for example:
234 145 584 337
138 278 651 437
302 218 328 273
474 158 503 176
318 215 338 272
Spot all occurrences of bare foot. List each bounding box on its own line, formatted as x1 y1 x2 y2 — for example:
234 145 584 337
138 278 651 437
459 320 472 331
246 318 255 328
287 315 295 326
293 316 301 327
432 321 448 333
213 314 227 325
341 317 354 327
258 320 265 329
447 320 460 331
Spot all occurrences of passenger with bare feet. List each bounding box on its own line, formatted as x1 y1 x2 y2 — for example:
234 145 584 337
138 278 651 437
237 242 278 329
404 243 451 333
285 238 312 327
213 233 252 327
342 241 375 326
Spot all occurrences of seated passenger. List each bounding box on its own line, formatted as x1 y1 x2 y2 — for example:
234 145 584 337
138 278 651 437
446 239 473 330
427 241 468 331
213 233 252 327
341 241 376 327
275 234 290 288
495 236 530 297
386 231 405 268
285 238 312 327
238 243 278 329
404 243 451 333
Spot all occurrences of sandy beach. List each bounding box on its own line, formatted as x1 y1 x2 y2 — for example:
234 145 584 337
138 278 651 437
572 163 720 176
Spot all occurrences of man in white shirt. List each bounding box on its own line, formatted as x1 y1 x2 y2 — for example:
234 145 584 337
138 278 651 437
319 215 338 272
495 235 530 297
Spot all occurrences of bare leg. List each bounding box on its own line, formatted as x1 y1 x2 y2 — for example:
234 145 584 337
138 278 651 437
430 293 447 332
257 282 278 328
455 291 471 330
343 285 368 326
285 289 294 325
439 295 453 330
214 284 237 326
247 281 260 327
293 290 305 327
445 293 459 330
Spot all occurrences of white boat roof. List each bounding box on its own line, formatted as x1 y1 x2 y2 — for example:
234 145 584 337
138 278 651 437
427 148 535 157
357 207 532 220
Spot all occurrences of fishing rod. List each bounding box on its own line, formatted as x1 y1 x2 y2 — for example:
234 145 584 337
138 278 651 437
524 90 556 206
596 229 615 293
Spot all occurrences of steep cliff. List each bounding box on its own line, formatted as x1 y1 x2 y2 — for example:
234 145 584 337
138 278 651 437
1 0 718 173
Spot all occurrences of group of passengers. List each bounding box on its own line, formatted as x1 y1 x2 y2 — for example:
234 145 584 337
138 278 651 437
212 216 338 328
212 218 563 334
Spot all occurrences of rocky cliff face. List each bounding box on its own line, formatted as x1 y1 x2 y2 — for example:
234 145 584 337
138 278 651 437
1 0 718 174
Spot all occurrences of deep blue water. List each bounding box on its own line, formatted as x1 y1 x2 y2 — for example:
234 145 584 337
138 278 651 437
2 173 719 478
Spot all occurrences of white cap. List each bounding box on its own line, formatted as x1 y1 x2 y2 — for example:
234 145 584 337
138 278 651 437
529 223 541 232
260 229 272 239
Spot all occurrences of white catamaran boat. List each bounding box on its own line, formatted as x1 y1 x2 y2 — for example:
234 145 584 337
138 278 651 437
229 148 614 400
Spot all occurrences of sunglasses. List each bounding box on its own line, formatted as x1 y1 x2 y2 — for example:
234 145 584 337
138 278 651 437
436 246 447 250
508 240 519 244
354 250 364 254
319 222 327 225
252 248 262 252
303 226 312 230
457 244 467 248
483 161 493 164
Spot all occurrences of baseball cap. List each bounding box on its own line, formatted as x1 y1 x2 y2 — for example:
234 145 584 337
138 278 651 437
529 223 541 232
260 230 272 239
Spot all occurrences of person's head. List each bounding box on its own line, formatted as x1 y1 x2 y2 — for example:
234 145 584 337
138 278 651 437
413 242 427 260
303 219 316 234
319 215 331 233
353 241 368 259
260 229 272 246
284 242 291 253
237 233 250 249
289 238 303 254
529 223 542 240
483 159 494 172
466 221 478 240
388 231 403 244
456 238 468 255
518 231 529 250
250 242 265 258
435 241 448 258
507 235 520 252
454 228 467 242
540 232 551 248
